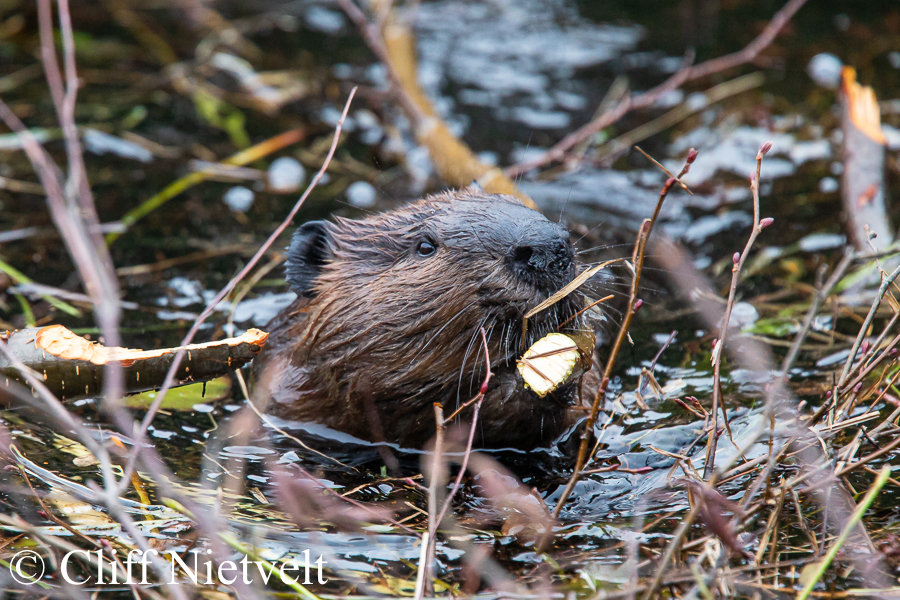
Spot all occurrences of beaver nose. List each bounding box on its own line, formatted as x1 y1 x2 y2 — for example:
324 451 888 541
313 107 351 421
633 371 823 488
509 227 573 287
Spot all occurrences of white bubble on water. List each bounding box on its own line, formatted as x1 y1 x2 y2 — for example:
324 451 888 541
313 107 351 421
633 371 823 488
223 186 254 212
807 53 843 89
267 157 306 193
346 181 377 208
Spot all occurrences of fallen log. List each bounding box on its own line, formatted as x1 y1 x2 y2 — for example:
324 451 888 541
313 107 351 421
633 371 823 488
0 325 267 400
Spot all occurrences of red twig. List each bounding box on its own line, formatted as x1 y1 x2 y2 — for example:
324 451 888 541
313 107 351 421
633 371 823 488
703 142 774 479
421 329 492 597
434 329 492 530
505 0 808 177
549 149 698 523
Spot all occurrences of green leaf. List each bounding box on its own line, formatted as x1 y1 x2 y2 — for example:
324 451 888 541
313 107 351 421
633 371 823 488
124 376 232 411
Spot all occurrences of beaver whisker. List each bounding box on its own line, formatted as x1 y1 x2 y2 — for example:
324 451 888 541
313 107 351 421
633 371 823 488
499 321 510 364
409 296 482 365
571 220 611 247
457 314 492 407
575 241 639 255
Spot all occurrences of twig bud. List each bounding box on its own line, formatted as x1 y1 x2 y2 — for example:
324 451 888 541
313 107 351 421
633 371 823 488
853 382 862 393
759 217 774 229
733 252 740 264
480 378 490 395
662 177 676 194
749 171 756 185
758 141 773 157
825 390 833 399
860 340 870 355
633 299 643 311
687 148 699 164
891 347 899 356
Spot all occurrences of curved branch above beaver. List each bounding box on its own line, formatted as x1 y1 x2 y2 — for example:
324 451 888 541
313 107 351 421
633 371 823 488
251 189 605 449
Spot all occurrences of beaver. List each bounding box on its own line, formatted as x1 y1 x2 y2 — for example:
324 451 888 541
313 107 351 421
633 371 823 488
251 188 601 449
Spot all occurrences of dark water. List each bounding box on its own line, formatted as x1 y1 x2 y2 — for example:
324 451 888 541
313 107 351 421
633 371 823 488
2 0 900 594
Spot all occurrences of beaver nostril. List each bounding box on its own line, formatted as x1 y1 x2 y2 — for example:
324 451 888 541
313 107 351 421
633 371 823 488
512 245 534 267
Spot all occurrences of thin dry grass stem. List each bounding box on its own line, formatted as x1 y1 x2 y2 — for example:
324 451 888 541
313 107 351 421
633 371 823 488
639 504 700 600
840 327 900 396
834 435 900 478
837 261 900 390
119 87 358 491
522 259 623 348
505 0 809 177
549 149 698 524
781 251 856 375
861 311 900 367
234 370 352 468
634 146 692 194
558 294 615 329
420 403 446 599
649 330 677 373
703 142 774 479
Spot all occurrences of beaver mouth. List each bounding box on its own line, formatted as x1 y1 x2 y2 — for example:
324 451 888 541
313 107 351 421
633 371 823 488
476 285 582 361
476 284 579 320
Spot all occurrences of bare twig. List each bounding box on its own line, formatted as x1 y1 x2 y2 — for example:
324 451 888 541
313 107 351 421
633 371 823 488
119 88 358 491
550 149 698 523
419 403 446 599
434 329 492 529
505 0 808 176
837 261 900 390
781 251 856 374
703 141 774 479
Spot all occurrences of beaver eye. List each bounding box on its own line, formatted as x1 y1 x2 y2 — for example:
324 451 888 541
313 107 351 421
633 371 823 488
416 240 436 257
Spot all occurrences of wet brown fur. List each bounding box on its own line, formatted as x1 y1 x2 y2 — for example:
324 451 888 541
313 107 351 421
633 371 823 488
251 190 595 449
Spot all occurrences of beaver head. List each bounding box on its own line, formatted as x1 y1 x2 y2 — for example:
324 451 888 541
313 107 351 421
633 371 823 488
254 189 598 449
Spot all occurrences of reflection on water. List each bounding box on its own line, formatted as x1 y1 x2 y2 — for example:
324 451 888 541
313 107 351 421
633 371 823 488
3 0 900 590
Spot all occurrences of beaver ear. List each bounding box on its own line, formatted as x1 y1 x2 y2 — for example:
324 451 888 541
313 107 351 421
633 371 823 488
286 220 330 298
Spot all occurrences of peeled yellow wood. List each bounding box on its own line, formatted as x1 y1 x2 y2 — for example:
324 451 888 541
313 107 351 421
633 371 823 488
1 325 267 399
517 333 582 397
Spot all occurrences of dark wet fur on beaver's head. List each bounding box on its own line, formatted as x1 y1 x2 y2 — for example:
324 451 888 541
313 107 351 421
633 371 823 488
256 189 603 448
286 190 583 393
